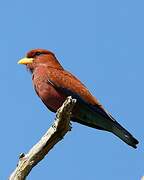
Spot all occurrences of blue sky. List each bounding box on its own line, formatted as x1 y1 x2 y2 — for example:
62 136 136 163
1 0 143 179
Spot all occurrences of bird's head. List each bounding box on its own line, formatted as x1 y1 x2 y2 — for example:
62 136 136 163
18 49 63 73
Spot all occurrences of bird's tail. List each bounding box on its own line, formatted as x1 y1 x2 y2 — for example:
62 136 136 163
110 119 139 148
73 105 139 148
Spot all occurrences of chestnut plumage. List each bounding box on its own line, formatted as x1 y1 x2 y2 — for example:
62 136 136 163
18 49 139 148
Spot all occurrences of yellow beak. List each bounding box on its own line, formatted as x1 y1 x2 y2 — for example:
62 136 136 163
18 57 34 65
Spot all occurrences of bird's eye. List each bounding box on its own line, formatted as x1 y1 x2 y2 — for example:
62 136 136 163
35 52 43 56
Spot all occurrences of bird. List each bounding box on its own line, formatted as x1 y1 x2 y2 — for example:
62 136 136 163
18 48 139 149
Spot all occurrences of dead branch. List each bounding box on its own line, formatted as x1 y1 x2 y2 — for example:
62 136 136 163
9 96 76 180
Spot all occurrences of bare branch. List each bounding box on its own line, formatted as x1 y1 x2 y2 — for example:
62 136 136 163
9 96 76 180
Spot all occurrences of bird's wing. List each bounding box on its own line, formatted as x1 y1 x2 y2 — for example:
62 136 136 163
46 68 139 148
46 68 110 119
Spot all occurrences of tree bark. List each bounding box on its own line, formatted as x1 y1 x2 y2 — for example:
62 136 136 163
9 96 76 180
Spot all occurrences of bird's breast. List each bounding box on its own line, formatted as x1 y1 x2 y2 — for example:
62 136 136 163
33 74 66 112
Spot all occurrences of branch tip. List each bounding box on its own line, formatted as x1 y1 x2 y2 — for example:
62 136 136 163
9 96 77 180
